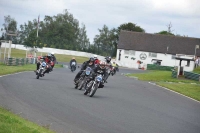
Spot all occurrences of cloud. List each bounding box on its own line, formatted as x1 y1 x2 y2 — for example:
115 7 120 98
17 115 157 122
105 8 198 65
0 0 199 42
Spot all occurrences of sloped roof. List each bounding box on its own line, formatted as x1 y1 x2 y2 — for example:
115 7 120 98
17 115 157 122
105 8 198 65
118 30 200 56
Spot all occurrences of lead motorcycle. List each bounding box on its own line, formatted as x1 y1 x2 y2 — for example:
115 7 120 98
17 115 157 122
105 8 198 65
75 67 92 90
84 74 103 97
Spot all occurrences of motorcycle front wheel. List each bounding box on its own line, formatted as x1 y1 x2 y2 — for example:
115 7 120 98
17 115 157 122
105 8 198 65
36 69 42 79
89 83 98 97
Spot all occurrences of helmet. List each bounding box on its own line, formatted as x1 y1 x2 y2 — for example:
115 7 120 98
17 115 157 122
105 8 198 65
88 57 95 66
105 56 111 63
94 55 97 59
89 57 95 62
99 61 106 69
51 52 54 55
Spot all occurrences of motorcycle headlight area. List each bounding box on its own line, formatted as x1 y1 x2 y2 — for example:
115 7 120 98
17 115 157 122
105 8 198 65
85 71 91 75
96 75 102 81
41 62 47 67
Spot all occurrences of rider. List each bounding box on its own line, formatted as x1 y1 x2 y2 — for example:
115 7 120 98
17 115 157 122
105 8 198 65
69 57 77 69
87 61 107 88
94 55 100 65
35 53 52 74
104 56 112 83
50 52 56 69
74 57 96 84
112 61 119 71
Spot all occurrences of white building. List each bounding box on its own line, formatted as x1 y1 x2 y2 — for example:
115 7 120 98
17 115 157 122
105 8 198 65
116 30 200 72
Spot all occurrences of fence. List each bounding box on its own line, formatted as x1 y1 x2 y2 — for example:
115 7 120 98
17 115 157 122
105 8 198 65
184 71 200 81
4 57 36 66
147 64 173 71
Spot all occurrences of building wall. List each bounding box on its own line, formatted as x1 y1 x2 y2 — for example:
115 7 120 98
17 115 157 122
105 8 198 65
116 49 195 71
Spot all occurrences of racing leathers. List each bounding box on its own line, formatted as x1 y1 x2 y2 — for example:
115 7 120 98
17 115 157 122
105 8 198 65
74 60 96 83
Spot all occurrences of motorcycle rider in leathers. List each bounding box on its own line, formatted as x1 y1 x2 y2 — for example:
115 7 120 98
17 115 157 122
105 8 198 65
104 56 112 83
86 61 107 89
35 53 53 75
74 57 96 84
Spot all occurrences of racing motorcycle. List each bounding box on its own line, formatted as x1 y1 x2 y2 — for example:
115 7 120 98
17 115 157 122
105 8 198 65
75 67 92 90
71 61 76 72
84 74 103 97
110 66 119 76
36 61 47 79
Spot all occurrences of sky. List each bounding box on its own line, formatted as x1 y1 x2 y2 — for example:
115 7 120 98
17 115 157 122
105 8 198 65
0 0 200 43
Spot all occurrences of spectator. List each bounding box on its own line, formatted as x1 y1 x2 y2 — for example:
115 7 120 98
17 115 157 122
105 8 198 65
195 56 199 68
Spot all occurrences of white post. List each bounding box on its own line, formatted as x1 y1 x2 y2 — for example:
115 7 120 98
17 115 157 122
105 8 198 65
7 40 12 58
4 43 7 60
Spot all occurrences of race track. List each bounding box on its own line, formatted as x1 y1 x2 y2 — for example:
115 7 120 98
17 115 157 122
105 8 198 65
0 66 200 133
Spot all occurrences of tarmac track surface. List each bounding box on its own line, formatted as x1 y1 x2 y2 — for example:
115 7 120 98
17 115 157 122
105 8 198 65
0 67 200 133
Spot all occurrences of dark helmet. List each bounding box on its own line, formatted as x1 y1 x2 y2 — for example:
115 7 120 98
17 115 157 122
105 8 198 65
88 57 95 66
89 57 95 62
105 56 111 63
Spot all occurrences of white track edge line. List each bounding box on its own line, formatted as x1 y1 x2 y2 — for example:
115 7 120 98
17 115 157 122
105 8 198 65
149 82 200 103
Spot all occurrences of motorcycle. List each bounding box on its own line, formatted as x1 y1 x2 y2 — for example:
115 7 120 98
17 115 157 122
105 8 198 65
71 61 76 72
84 74 103 97
75 67 92 90
110 66 119 76
36 61 47 79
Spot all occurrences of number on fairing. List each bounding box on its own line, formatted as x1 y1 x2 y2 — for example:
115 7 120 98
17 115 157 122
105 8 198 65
96 75 102 82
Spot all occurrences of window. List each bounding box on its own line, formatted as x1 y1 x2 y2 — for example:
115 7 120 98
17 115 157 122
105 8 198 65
129 50 135 55
149 52 157 57
124 50 129 55
171 55 176 59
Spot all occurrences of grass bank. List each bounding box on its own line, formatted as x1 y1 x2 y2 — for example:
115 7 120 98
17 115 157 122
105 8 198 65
1 48 89 63
126 70 200 101
0 107 55 133
0 63 63 76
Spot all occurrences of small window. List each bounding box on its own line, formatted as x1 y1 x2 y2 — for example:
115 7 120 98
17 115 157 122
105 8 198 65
172 55 176 59
124 50 129 55
129 50 135 55
149 52 157 58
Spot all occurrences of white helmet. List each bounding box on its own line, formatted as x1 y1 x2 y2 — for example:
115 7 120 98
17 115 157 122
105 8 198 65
51 52 54 55
94 55 97 59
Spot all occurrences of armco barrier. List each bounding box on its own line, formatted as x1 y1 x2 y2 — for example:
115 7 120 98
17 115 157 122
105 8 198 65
184 71 200 81
147 64 173 71
171 70 178 78
5 57 36 66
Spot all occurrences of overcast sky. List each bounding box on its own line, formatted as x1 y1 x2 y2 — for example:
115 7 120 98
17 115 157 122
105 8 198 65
0 0 199 43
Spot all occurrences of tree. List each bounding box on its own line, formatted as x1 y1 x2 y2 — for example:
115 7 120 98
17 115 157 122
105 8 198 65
118 22 145 33
155 31 175 36
1 15 18 43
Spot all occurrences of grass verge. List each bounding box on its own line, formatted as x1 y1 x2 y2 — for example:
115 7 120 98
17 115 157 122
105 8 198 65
0 63 63 76
0 107 55 133
1 48 89 63
126 70 200 101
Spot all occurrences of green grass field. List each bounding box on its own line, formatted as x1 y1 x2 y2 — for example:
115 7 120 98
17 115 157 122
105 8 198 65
0 107 55 133
127 70 200 101
0 48 89 63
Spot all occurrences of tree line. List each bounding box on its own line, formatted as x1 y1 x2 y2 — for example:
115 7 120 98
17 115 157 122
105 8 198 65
1 9 179 57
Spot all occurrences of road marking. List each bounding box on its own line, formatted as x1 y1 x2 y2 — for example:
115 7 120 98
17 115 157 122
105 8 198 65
0 71 31 77
148 82 200 103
